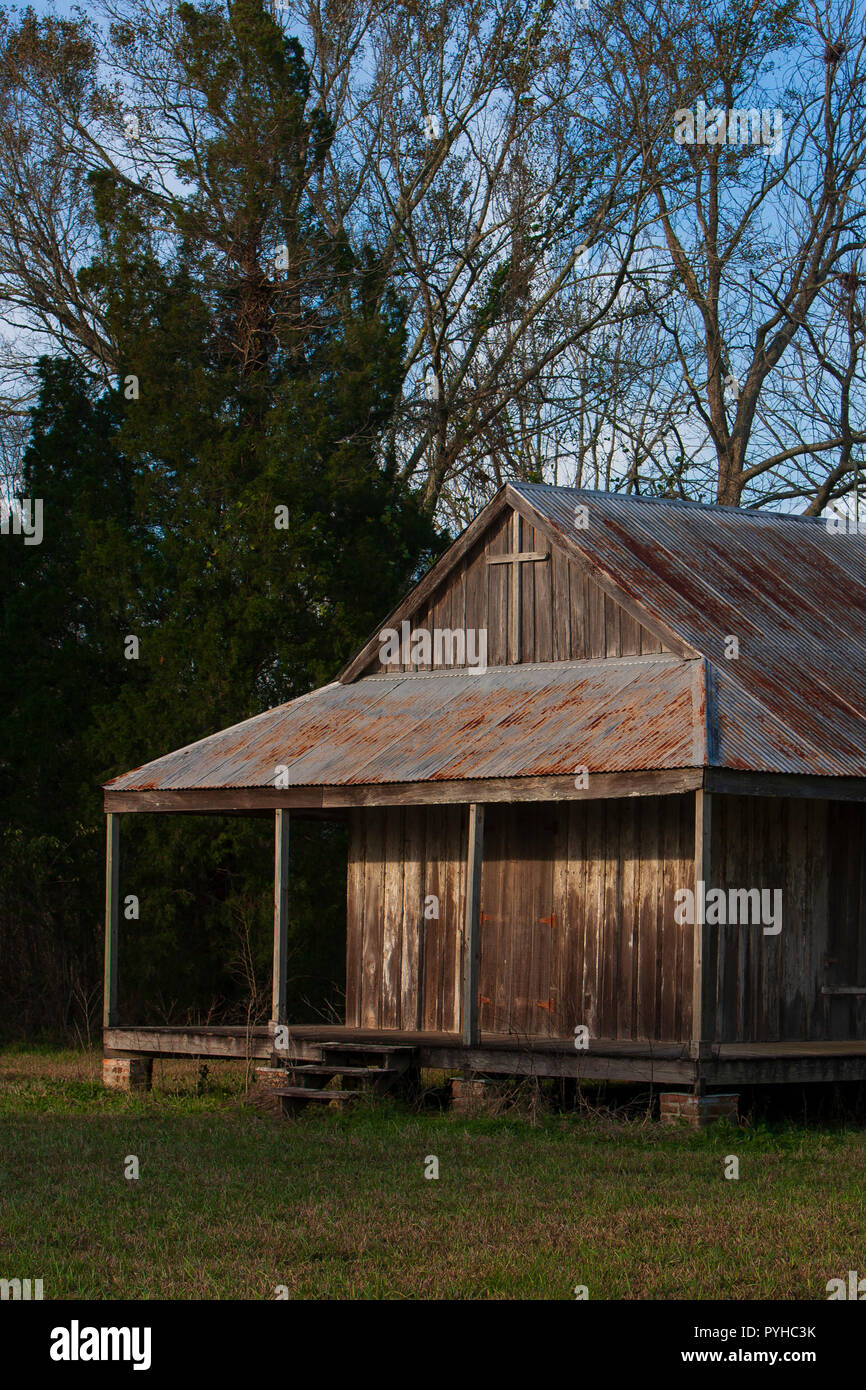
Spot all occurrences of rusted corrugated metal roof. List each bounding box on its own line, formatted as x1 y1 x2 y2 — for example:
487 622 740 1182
106 483 866 796
511 483 866 777
104 655 701 791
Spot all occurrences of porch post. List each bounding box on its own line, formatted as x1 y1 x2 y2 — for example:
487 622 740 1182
103 813 120 1028
462 803 485 1047
691 787 713 1063
272 809 290 1025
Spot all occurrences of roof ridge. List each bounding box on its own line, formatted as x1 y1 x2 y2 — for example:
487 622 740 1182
354 652 692 681
509 480 835 523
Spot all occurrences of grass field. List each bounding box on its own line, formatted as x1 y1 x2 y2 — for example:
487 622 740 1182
1 1047 864 1300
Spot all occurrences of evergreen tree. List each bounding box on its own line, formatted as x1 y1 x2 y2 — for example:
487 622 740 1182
0 359 133 1035
0 1 443 1037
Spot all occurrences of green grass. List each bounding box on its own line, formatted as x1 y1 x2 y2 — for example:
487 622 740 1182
1 1048 864 1299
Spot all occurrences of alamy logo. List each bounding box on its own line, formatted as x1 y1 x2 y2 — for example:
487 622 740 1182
674 882 782 935
827 1270 866 1299
50 1321 152 1371
825 503 866 534
379 621 488 673
0 498 43 545
673 99 783 152
0 1277 43 1299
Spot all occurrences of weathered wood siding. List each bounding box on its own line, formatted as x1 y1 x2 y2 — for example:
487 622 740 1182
346 805 467 1030
347 796 693 1042
711 796 866 1043
346 792 866 1047
365 508 668 674
477 797 693 1041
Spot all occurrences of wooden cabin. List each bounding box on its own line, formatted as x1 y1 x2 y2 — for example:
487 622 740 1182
102 483 866 1096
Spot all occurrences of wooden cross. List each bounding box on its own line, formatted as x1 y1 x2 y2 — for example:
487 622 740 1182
485 511 549 662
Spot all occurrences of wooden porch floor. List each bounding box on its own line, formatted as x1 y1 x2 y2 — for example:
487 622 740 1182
103 1025 866 1086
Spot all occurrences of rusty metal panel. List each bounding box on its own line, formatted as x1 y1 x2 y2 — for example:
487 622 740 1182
103 654 701 791
105 482 866 794
512 483 866 777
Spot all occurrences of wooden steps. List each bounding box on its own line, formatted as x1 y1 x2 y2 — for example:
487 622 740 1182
274 1086 356 1116
274 1041 419 1115
288 1063 395 1078
318 1042 415 1054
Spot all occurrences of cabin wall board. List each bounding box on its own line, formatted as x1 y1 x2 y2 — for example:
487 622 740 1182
711 795 797 1043
365 508 668 674
346 793 866 1046
346 805 466 1030
348 795 694 1043
710 796 866 1043
476 797 693 1042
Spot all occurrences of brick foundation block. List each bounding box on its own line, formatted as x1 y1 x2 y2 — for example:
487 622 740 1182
450 1077 506 1116
659 1091 739 1127
103 1057 153 1092
254 1066 292 1090
247 1065 291 1113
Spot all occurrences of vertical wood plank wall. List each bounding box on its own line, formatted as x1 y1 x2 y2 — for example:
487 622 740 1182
366 510 668 674
711 796 866 1043
477 797 693 1042
346 795 693 1042
346 794 866 1045
346 805 467 1031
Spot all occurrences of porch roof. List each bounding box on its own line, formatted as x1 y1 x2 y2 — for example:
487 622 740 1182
103 653 702 797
